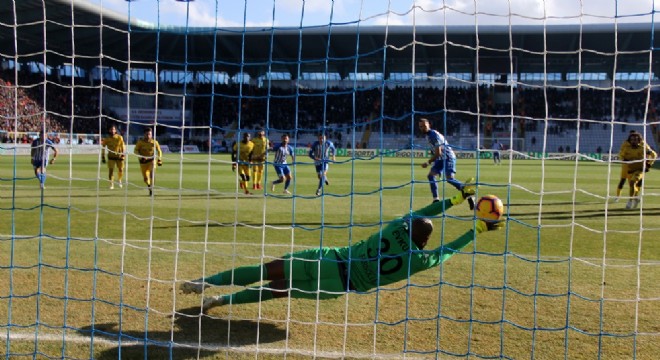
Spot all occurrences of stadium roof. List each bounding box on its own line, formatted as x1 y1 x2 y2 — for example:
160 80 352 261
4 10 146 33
2 0 660 79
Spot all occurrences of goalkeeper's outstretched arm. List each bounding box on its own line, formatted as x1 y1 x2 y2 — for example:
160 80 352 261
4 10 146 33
431 218 505 264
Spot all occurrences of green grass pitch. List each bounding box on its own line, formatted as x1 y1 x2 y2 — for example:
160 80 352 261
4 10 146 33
1 154 658 359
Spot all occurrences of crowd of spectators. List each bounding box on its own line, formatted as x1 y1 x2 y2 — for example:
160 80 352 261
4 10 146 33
2 68 659 148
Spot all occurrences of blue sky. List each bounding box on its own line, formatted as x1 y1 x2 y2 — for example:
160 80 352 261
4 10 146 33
87 0 659 28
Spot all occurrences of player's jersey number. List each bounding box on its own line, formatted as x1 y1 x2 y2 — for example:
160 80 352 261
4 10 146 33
367 237 403 276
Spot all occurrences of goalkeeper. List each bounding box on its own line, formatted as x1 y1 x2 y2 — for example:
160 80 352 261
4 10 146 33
180 181 503 311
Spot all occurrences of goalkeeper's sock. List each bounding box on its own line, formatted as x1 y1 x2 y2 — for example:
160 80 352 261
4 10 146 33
221 287 274 305
205 264 267 286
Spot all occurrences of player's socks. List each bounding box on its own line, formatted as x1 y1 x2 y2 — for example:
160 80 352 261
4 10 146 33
220 287 273 306
205 264 266 286
447 177 463 191
428 175 438 199
284 179 290 189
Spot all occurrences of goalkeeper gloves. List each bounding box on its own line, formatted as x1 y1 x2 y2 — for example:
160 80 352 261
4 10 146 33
101 157 106 164
475 219 504 233
157 159 163 167
232 163 237 172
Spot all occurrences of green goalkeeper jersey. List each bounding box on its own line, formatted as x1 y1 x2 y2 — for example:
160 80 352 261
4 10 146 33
335 199 475 292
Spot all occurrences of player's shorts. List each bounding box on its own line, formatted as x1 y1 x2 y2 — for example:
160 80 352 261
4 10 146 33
315 162 329 174
107 158 124 170
32 160 48 169
139 162 154 178
238 163 251 176
431 157 457 176
273 164 290 177
283 247 347 299
620 163 629 179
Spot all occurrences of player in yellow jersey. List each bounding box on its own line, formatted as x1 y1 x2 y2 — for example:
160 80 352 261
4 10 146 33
232 132 254 195
101 125 126 190
619 131 657 209
250 129 269 190
134 127 163 196
613 130 635 202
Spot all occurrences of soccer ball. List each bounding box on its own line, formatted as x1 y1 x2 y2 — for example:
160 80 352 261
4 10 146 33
476 195 504 221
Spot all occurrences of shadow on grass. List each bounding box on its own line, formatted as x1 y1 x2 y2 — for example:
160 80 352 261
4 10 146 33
507 202 660 221
76 306 287 359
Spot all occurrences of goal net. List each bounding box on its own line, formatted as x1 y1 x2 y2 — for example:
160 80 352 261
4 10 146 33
0 0 658 359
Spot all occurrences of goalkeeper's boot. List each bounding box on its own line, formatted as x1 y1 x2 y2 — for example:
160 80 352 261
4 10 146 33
202 295 223 312
180 278 209 294
462 177 476 210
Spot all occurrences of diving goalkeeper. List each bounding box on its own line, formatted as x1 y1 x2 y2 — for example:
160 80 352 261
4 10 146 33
180 181 503 311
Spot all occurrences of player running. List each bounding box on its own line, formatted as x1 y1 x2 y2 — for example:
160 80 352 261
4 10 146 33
619 131 656 209
31 129 58 190
309 133 336 196
101 124 126 189
251 129 269 190
232 132 254 195
270 133 295 194
418 118 475 209
134 127 163 196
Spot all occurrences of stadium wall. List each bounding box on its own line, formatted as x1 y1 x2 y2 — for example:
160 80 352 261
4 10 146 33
0 143 616 163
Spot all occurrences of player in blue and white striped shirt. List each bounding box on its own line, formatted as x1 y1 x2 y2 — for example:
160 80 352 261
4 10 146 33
270 134 295 194
308 133 336 196
418 118 474 209
30 130 58 190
